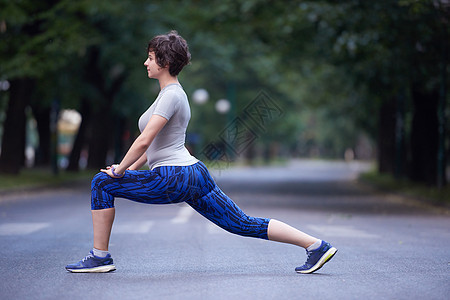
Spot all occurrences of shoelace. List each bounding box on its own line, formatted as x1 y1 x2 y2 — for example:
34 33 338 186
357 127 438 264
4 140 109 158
305 249 316 263
81 253 94 262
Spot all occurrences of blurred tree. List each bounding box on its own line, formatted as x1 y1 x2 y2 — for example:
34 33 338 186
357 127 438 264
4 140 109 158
0 0 155 172
0 0 98 173
182 0 448 186
156 0 320 161
63 1 159 170
50 0 154 171
1 0 446 188
288 0 448 185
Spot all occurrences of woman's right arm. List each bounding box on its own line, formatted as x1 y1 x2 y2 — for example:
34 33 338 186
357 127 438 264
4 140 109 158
128 153 148 170
105 114 168 176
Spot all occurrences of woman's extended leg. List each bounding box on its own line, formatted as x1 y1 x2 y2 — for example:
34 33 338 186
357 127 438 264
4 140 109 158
267 219 318 248
186 185 337 274
187 186 318 247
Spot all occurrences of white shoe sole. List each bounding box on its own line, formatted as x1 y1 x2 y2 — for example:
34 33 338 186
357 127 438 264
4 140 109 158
296 247 337 274
66 265 116 273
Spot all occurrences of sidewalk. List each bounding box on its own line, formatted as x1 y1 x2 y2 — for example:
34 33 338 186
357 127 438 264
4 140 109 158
0 170 93 200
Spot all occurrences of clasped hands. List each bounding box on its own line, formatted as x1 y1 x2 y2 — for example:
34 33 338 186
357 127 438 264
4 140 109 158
101 164 125 178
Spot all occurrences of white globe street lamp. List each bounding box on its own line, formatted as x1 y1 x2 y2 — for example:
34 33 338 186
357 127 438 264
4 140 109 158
215 99 231 114
0 80 10 91
192 88 209 104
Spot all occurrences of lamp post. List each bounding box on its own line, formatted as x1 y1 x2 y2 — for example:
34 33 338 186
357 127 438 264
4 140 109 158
215 98 233 162
190 89 209 156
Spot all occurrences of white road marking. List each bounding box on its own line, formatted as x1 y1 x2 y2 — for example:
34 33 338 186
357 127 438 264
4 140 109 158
114 221 154 234
308 225 379 239
0 223 50 236
171 205 194 224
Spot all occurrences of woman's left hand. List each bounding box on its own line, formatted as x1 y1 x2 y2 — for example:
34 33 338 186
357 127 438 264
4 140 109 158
101 164 125 178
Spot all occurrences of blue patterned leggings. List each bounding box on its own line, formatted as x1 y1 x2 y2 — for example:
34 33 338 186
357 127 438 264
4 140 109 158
91 161 270 240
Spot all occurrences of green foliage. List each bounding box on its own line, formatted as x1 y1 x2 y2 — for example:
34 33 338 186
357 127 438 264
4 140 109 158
0 0 447 174
0 0 97 79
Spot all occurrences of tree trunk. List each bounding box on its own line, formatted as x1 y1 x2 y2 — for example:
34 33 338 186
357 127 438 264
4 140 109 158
377 98 396 174
80 46 127 169
30 105 51 166
67 97 90 172
394 92 407 178
0 79 34 174
87 109 112 169
409 87 439 185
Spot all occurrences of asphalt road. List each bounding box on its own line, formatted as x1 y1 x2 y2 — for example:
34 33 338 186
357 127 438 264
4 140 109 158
0 160 449 300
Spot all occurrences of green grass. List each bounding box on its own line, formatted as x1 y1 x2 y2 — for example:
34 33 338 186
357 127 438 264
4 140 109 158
359 170 450 206
0 169 96 192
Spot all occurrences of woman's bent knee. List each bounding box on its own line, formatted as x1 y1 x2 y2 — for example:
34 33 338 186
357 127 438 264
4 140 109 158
91 172 109 187
91 172 115 210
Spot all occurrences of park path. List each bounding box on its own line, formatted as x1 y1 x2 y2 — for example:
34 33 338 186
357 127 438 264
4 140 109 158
0 160 449 300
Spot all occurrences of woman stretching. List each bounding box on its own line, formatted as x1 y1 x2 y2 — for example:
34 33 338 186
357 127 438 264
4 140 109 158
66 31 337 274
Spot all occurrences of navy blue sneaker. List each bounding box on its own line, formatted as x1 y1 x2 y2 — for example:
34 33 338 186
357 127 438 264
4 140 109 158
295 241 337 274
66 250 116 273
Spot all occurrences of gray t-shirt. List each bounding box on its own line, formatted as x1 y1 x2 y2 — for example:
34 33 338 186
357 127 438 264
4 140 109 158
138 83 198 170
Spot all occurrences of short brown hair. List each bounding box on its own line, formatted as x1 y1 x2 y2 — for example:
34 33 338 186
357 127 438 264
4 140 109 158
147 30 191 76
